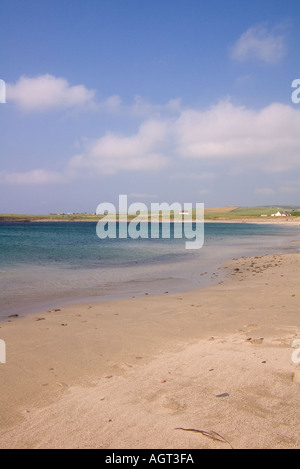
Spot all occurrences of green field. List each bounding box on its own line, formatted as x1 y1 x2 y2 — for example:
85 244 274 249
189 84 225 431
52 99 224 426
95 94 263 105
0 206 299 223
203 206 300 220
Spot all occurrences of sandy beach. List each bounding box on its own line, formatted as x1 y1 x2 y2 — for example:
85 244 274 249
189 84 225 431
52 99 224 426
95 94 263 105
2 0 300 452
0 250 299 449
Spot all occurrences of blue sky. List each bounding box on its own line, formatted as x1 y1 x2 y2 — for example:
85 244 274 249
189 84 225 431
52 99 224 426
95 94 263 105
0 0 299 213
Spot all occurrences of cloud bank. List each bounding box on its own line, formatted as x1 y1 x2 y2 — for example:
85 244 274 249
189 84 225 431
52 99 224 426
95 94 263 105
2 99 299 185
6 74 181 117
69 100 300 176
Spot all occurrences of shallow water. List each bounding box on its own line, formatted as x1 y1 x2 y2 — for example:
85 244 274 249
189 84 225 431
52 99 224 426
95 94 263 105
0 221 298 318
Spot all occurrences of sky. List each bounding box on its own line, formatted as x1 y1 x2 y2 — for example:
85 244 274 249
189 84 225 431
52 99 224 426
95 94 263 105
0 0 299 214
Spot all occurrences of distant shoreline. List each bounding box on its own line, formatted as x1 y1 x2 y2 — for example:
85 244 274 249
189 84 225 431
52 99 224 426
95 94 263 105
1 205 300 224
0 215 300 226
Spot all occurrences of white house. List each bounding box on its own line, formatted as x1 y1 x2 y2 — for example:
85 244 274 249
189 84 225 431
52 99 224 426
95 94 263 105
271 211 291 217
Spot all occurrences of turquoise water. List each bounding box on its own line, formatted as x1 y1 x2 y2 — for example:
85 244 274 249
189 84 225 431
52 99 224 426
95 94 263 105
0 221 298 318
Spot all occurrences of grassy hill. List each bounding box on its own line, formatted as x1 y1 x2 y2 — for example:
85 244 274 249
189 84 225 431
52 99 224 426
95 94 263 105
204 206 300 219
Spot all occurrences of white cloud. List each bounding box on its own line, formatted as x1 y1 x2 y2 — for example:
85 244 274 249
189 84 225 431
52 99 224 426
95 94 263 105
0 169 64 185
7 74 182 117
230 24 286 64
69 119 170 175
102 94 123 112
7 74 96 111
174 100 300 172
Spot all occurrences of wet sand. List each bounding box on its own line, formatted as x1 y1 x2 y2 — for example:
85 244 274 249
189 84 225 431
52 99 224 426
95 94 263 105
0 252 299 449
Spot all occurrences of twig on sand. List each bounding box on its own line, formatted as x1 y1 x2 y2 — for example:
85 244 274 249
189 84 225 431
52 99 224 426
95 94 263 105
175 427 233 449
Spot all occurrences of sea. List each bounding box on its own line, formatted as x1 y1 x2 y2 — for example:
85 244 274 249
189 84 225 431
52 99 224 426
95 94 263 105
0 221 299 319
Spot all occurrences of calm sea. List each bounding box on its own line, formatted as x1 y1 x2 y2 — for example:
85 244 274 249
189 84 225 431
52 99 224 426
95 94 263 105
0 221 298 318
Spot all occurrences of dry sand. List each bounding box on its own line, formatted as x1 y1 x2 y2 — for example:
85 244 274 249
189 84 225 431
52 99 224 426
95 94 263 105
0 252 299 449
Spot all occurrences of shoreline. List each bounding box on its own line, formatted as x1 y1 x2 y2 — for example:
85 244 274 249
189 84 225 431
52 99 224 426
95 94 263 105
1 221 299 322
1 216 300 226
0 209 300 226
0 250 299 448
